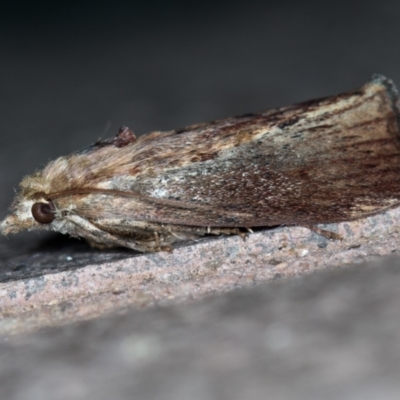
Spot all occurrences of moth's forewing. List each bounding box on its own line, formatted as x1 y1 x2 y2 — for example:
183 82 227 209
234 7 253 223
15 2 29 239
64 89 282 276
62 75 400 229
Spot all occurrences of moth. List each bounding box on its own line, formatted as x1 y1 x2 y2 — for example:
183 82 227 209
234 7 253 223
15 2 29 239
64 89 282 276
2 74 400 252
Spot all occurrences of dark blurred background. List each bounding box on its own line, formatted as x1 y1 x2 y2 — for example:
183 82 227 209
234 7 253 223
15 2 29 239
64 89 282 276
1 0 400 251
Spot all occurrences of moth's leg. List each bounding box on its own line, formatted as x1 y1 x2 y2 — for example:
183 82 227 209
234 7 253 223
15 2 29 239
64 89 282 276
154 231 160 247
169 225 248 241
306 225 342 240
207 227 248 240
86 218 178 252
153 231 173 253
66 215 151 252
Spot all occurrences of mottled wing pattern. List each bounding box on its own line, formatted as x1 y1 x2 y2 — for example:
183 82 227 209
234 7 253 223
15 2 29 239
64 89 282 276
69 75 400 228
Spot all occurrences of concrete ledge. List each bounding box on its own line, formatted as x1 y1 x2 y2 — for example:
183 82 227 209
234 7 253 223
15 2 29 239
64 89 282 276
1 207 399 335
2 255 400 400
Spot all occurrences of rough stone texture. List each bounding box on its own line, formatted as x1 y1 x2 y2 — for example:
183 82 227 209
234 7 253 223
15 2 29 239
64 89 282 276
2 255 400 400
1 205 399 335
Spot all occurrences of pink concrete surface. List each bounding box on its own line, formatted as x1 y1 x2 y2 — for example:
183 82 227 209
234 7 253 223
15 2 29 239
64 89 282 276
1 207 399 335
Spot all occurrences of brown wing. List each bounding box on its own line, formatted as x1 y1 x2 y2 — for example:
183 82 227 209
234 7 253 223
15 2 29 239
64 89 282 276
52 75 400 228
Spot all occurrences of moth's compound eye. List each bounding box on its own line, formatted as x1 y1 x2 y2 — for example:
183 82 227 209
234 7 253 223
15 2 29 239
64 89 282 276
31 202 55 224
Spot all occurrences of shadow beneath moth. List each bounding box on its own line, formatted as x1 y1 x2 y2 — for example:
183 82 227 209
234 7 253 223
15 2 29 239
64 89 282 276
2 74 400 252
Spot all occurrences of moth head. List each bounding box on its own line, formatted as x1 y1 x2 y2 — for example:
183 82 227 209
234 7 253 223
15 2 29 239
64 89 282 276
0 172 57 234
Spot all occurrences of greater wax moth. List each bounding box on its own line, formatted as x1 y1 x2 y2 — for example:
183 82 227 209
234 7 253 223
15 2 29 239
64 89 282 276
2 74 400 252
